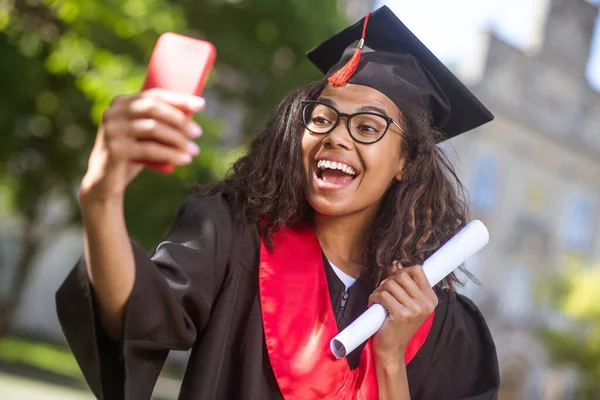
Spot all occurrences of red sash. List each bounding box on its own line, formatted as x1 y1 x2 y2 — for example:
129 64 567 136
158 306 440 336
259 225 434 399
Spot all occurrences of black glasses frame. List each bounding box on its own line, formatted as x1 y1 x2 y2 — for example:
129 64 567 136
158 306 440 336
301 100 404 145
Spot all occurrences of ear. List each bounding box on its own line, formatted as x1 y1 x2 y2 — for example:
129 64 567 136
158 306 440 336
394 157 405 181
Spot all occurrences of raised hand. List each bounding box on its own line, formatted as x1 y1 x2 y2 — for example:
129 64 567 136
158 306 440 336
80 88 205 204
369 263 438 364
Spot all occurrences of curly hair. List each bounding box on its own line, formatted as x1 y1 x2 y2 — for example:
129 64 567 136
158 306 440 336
195 79 474 292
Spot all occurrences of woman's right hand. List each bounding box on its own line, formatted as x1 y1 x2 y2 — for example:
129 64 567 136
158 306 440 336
79 89 205 204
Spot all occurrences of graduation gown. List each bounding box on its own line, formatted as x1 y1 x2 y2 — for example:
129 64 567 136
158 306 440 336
56 192 500 399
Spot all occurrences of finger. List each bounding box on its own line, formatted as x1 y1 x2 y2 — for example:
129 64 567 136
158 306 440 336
128 97 203 139
403 265 438 304
378 275 391 287
102 100 133 124
379 279 421 311
387 260 403 277
140 88 205 114
369 290 412 319
403 265 431 291
391 271 424 299
109 93 137 107
129 139 196 166
393 271 437 311
128 119 200 156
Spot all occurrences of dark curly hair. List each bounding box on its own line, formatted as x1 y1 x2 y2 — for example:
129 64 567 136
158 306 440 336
195 79 474 292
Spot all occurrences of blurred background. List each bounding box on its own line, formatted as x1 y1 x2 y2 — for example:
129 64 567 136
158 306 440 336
0 0 599 398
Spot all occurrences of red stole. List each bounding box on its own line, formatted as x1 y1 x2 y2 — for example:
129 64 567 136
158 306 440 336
259 225 435 399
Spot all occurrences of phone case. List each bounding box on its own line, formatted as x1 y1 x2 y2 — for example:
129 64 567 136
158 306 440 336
139 33 216 174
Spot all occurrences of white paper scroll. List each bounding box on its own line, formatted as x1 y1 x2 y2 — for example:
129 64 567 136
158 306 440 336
330 220 490 359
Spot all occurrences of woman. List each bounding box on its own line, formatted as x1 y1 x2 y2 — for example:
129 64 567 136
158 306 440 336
57 6 499 400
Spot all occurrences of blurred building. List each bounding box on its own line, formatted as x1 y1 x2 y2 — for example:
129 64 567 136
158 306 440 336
448 0 600 398
338 0 376 20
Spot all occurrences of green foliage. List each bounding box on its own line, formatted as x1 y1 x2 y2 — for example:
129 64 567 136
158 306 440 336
0 0 345 251
0 0 347 391
541 257 600 398
182 0 346 135
0 336 82 379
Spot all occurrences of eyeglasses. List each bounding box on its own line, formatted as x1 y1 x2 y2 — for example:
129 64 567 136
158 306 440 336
301 100 404 144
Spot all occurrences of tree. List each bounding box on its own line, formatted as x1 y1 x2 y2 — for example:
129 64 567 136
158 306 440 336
0 0 346 336
541 257 600 398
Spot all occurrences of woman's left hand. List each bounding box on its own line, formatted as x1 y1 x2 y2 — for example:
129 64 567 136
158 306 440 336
369 263 438 364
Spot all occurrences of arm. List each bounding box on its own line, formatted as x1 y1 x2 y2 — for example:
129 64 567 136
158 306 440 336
56 193 233 399
375 356 411 400
369 268 499 400
79 195 134 340
75 88 205 340
369 263 437 399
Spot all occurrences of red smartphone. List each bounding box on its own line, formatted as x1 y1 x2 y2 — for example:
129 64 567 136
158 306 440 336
139 32 216 174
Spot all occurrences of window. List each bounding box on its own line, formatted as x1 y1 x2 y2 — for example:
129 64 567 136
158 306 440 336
503 264 534 321
471 154 499 213
561 194 596 252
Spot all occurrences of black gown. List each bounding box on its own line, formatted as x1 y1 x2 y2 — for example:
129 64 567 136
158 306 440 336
55 193 500 400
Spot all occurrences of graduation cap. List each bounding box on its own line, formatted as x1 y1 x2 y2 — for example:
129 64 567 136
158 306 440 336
307 5 493 141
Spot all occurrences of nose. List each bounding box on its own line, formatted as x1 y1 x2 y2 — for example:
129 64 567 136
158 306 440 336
322 118 353 150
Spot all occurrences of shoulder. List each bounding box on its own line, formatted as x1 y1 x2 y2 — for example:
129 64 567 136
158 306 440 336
432 290 497 362
407 290 500 398
414 289 498 363
169 192 234 235
152 192 236 257
177 191 233 220
173 191 261 268
448 292 494 343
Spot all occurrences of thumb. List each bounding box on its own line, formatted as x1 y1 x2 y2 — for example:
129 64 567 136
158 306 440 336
387 260 403 276
378 261 403 287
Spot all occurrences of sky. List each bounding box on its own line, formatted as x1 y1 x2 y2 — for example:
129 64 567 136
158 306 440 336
380 0 600 91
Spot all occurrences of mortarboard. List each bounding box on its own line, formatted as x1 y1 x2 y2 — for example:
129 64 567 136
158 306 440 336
306 5 494 140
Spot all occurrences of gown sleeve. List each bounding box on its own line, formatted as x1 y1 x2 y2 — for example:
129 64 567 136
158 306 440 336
408 291 500 400
55 193 233 400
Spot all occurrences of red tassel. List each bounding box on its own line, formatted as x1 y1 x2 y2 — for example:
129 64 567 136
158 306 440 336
328 12 371 87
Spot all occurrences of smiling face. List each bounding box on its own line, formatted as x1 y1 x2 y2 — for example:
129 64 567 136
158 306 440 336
301 83 406 218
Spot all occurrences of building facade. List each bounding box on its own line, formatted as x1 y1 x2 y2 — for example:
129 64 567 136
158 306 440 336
448 0 600 398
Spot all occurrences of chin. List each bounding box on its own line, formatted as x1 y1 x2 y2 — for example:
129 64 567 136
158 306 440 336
304 192 359 217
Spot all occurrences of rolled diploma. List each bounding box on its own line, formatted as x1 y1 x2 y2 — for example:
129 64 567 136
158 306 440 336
330 220 490 359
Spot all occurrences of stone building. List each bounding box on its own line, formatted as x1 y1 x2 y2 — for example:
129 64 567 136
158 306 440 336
447 0 600 398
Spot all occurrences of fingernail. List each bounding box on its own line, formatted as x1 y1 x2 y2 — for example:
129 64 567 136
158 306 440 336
188 97 205 111
187 122 202 137
186 141 200 155
179 153 193 164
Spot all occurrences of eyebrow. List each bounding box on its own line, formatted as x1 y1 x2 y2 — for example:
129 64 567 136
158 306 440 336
317 97 391 118
357 105 390 117
317 97 336 107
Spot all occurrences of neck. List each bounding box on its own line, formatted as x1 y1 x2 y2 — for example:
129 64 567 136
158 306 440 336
313 208 378 278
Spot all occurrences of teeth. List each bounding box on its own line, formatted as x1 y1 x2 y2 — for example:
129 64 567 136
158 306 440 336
317 159 357 176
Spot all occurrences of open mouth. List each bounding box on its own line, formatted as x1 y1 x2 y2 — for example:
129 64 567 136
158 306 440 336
315 159 359 187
